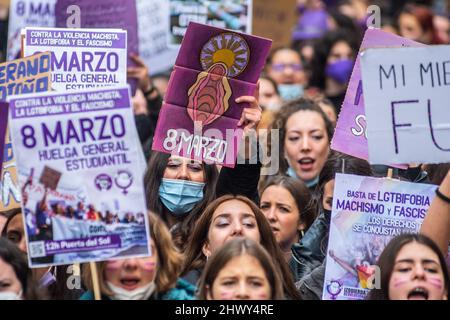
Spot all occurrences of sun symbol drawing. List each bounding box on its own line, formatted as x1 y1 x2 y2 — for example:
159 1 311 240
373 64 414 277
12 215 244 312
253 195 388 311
187 33 250 126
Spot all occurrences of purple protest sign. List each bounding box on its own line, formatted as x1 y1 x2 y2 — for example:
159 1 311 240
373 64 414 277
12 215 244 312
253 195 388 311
0 103 8 166
55 0 139 95
152 22 271 167
331 29 424 166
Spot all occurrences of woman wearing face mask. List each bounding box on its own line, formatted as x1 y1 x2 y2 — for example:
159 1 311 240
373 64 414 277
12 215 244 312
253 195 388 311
181 195 300 299
197 238 285 300
309 30 358 113
270 97 334 190
80 213 195 300
0 238 44 300
295 151 373 299
367 234 449 300
145 92 263 251
259 175 315 281
266 47 308 102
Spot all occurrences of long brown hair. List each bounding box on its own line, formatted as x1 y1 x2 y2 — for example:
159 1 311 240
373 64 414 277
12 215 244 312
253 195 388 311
182 194 301 299
197 238 285 300
83 212 183 297
367 234 450 300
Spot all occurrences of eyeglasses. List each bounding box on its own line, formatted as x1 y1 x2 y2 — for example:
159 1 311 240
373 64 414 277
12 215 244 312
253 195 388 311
270 63 303 72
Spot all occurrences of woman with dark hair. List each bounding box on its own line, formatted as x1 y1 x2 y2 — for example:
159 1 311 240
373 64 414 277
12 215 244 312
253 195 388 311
181 195 300 299
81 213 195 300
367 234 449 300
197 238 285 300
270 97 334 191
144 86 263 251
294 151 373 299
0 238 44 300
309 30 359 112
397 3 444 45
259 175 315 279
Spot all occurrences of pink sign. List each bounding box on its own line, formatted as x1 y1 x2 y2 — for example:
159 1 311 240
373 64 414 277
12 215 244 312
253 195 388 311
331 29 423 166
152 22 272 167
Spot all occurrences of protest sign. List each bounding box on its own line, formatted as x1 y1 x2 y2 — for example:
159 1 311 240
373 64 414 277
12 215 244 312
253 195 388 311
136 0 177 75
361 46 450 164
7 0 56 61
0 103 7 166
0 128 21 211
0 51 52 101
330 29 423 165
152 22 271 167
168 0 252 47
22 27 127 92
0 52 52 211
252 0 297 49
55 0 139 94
8 86 151 267
323 173 436 300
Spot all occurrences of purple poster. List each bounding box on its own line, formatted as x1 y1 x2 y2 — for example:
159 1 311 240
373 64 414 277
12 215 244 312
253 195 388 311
331 29 424 166
152 22 271 167
0 103 8 166
55 0 139 94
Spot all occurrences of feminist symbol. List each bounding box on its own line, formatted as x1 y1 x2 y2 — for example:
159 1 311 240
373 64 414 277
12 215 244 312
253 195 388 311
114 170 133 195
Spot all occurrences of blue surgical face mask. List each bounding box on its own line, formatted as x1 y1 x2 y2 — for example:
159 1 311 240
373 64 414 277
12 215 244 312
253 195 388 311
277 83 304 101
158 178 205 215
286 166 319 188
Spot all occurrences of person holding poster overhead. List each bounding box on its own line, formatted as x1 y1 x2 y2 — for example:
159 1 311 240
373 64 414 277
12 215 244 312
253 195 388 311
367 234 449 300
270 98 334 190
80 214 196 300
421 168 450 257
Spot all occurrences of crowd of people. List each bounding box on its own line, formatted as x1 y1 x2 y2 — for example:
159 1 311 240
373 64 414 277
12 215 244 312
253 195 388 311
0 0 449 301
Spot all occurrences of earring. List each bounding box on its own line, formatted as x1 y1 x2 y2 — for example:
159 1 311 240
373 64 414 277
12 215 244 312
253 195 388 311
300 230 305 238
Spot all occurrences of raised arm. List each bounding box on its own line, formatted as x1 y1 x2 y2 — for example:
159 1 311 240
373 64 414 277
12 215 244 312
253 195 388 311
421 169 450 256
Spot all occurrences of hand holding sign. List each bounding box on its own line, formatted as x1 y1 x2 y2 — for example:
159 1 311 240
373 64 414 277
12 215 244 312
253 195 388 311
236 81 262 133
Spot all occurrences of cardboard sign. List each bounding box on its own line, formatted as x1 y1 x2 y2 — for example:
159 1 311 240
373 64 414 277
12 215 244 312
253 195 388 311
168 0 252 46
7 0 56 61
331 29 423 166
361 45 450 164
252 0 297 49
0 52 52 211
0 51 52 101
55 0 139 94
323 173 436 300
152 22 271 167
8 86 150 267
39 165 61 190
136 0 177 75
22 27 127 91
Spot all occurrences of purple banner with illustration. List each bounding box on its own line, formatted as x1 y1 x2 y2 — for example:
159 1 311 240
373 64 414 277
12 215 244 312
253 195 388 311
323 173 436 300
8 86 150 267
55 0 139 94
331 29 423 166
22 27 127 92
152 22 271 167
0 103 8 166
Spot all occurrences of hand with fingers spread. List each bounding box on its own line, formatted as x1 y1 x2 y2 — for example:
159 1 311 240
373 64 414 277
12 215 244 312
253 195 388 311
127 54 152 93
236 82 262 134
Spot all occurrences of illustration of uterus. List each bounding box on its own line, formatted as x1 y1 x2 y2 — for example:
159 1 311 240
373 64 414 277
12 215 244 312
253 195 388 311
187 62 232 126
